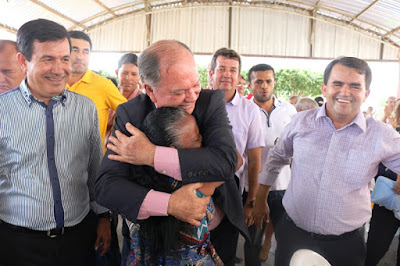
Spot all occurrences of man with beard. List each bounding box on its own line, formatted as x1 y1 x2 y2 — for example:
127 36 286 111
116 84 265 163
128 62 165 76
66 31 126 152
253 57 400 266
248 64 297 262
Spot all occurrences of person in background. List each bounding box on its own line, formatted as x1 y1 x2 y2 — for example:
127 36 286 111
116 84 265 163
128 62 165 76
314 96 324 107
104 53 144 266
237 74 247 96
381 96 396 124
66 30 127 152
0 40 25 94
295 97 319 112
253 57 400 266
365 106 374 118
0 18 110 266
365 97 400 266
288 95 298 106
247 64 297 263
105 53 143 146
208 48 264 266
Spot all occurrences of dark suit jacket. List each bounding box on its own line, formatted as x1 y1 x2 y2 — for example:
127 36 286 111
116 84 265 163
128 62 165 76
95 89 249 238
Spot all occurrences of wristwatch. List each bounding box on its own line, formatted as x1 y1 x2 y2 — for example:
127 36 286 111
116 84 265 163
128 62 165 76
247 200 255 208
98 211 112 221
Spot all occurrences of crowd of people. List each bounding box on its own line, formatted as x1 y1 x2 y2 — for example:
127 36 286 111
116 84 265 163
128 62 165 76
1 18 400 266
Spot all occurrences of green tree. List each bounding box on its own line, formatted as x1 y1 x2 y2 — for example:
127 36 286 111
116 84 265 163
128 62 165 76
198 65 209 89
274 69 323 99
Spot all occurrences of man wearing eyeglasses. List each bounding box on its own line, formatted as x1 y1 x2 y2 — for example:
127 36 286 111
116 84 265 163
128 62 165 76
237 75 247 96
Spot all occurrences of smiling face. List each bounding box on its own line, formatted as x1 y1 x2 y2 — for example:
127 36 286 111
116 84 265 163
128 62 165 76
321 63 370 128
210 56 240 101
17 38 71 104
145 51 201 115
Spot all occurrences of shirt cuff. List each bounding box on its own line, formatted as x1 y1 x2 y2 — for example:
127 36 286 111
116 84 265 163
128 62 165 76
154 146 182 181
137 190 171 220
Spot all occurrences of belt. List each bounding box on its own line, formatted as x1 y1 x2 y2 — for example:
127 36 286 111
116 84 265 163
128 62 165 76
0 216 87 238
283 212 364 241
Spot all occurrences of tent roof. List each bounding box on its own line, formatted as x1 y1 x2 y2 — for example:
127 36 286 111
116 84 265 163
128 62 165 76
1 0 400 49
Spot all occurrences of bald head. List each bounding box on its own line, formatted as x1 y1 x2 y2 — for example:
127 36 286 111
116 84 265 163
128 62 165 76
138 40 193 89
295 97 319 112
0 40 25 93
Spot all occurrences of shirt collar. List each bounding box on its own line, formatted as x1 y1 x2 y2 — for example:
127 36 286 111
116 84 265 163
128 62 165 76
19 78 67 107
316 103 367 132
228 90 240 106
66 70 91 89
254 95 279 115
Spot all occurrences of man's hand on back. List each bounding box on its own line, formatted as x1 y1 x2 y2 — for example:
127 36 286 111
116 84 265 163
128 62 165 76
107 122 156 167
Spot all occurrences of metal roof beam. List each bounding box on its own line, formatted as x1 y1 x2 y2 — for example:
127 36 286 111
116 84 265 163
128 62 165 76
349 0 380 24
383 25 400 38
0 23 17 34
93 0 118 18
29 0 88 30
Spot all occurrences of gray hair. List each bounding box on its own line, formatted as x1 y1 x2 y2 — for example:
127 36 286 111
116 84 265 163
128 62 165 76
295 97 319 112
138 40 193 89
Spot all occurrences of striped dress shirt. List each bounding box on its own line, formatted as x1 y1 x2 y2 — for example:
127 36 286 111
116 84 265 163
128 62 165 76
259 105 400 235
0 80 107 230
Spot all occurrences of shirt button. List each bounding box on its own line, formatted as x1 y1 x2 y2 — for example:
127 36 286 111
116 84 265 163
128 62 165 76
162 170 167 174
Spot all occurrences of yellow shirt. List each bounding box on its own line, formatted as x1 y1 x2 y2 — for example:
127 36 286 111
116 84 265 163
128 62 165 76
67 70 127 152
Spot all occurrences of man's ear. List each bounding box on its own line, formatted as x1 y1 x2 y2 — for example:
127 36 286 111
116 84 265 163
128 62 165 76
144 84 157 103
16 53 28 73
208 70 214 81
115 69 119 77
364 89 371 102
321 84 327 97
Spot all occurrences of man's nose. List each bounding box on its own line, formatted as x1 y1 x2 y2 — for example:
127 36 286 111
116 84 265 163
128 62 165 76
340 84 351 95
222 69 231 77
261 81 268 89
185 87 198 102
52 61 64 74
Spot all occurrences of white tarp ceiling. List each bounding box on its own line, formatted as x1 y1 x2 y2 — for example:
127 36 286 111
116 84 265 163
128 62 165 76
1 0 400 60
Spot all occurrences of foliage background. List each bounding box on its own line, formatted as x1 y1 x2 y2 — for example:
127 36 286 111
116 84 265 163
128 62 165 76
198 66 323 99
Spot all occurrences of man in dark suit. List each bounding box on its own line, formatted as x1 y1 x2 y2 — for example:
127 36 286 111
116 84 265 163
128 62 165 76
95 40 248 265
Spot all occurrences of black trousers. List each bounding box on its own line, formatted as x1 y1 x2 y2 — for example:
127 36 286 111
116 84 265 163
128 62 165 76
0 215 96 266
365 204 400 266
210 215 239 266
275 212 366 266
241 190 286 266
242 191 262 266
267 190 286 229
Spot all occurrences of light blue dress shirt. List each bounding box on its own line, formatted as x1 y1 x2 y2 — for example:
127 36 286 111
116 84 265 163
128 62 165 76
0 80 107 230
